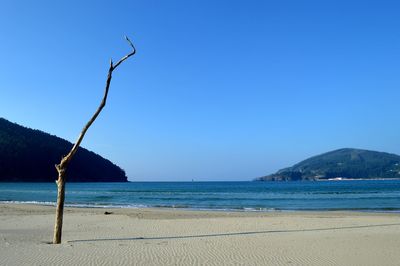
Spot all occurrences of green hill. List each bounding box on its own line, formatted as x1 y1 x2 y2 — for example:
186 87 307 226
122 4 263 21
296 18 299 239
256 148 400 181
0 118 127 182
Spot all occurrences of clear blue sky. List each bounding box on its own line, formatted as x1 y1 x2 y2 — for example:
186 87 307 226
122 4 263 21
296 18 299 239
1 0 399 181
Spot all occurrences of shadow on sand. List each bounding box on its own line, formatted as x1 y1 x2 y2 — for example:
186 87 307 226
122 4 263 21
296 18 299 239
68 223 400 243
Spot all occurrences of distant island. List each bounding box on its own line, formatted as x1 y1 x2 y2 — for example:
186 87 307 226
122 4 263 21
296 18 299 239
0 118 127 182
256 148 400 181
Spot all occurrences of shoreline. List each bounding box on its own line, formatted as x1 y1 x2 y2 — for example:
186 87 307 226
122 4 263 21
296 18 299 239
2 201 400 214
2 202 400 224
1 203 400 265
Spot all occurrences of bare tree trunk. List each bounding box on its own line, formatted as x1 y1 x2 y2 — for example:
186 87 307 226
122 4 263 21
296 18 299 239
53 171 66 243
52 37 136 244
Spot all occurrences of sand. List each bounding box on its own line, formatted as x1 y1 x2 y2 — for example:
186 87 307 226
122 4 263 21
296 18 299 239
1 204 399 265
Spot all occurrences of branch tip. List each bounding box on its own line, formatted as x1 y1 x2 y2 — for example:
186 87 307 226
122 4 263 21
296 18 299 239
125 36 135 50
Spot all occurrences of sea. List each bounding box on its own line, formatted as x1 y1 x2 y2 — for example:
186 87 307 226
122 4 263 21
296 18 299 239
1 180 400 212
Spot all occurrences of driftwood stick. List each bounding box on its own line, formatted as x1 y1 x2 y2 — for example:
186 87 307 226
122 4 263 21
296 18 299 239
53 37 136 244
58 36 136 170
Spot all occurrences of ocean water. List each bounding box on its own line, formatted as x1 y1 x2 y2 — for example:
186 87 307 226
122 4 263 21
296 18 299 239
1 180 400 212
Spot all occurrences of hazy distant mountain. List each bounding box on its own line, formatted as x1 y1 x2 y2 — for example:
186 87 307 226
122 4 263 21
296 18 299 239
0 118 127 182
256 148 400 181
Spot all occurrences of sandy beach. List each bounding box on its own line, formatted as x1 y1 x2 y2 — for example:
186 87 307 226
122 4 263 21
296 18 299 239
1 204 399 265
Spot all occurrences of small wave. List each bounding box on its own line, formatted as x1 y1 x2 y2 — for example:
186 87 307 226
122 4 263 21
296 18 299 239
0 200 56 206
63 203 150 209
153 204 190 209
242 207 277 212
0 200 148 209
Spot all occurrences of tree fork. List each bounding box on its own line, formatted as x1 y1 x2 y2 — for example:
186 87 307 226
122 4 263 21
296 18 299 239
52 37 136 244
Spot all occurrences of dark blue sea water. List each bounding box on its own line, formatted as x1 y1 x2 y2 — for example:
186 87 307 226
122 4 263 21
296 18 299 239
1 181 400 212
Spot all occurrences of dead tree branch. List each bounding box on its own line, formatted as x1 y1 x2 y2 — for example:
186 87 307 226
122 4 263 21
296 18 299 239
53 36 136 244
